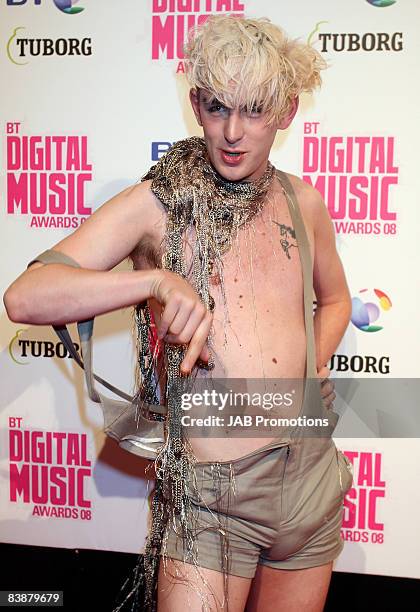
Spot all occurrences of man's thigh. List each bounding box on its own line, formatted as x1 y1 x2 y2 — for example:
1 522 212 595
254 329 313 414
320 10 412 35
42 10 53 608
158 558 252 612
245 561 334 612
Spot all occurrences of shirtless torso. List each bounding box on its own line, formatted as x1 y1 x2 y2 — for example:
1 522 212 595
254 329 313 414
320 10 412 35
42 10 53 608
130 172 317 462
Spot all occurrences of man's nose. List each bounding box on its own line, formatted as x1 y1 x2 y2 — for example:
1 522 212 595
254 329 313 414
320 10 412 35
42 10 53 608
224 111 244 144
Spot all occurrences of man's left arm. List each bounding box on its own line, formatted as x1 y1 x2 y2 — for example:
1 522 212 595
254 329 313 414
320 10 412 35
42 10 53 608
311 191 352 374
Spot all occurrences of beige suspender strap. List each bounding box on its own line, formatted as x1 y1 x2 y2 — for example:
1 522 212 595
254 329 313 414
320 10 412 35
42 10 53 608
28 249 84 270
275 170 318 379
26 249 134 404
27 249 167 459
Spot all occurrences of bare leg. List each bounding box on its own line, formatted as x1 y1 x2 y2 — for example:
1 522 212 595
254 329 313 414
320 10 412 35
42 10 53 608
245 562 334 612
158 558 253 612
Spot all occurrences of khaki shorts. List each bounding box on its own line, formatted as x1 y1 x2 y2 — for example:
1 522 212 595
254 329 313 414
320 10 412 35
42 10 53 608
161 438 354 578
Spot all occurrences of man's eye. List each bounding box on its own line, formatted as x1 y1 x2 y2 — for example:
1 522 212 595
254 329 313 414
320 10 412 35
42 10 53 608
208 103 226 113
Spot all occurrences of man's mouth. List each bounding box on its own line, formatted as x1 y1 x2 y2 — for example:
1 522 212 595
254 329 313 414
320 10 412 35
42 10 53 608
220 150 246 164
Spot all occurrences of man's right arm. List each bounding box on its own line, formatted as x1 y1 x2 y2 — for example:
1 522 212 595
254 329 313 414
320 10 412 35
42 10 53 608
3 180 162 325
3 180 213 372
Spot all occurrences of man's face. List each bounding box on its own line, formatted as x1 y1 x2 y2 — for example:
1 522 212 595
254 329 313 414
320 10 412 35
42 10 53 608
189 88 297 182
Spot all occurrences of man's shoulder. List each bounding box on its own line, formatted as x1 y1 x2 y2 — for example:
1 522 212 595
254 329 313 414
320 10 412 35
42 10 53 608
125 179 167 213
281 172 322 207
124 180 168 264
279 171 325 227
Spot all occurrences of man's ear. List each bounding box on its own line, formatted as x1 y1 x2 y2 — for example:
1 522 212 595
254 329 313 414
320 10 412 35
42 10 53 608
278 97 299 130
189 88 203 127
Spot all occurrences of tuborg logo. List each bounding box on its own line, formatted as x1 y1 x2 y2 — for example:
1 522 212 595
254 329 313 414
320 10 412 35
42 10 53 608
9 329 80 363
366 0 396 7
329 353 390 374
308 20 402 52
7 26 92 64
351 288 392 332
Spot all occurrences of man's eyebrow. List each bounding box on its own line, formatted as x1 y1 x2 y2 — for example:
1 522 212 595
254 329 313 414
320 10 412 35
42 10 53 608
197 89 227 106
200 93 262 111
202 94 223 105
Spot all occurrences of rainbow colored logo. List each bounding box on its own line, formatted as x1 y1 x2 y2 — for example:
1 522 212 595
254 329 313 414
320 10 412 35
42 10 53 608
351 288 392 332
53 0 84 14
366 0 396 7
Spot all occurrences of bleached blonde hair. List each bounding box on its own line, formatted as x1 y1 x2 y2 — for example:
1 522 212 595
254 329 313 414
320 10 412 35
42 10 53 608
184 15 326 125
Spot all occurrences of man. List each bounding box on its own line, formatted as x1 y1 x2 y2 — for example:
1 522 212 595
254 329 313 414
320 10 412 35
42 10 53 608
4 15 352 612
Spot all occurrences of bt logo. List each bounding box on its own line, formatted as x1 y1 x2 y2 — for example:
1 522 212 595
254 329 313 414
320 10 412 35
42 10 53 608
53 0 84 13
6 1 84 14
351 288 392 333
366 0 396 6
152 142 174 161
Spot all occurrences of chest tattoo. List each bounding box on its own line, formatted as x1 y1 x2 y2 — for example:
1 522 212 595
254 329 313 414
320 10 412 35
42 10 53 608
273 221 298 260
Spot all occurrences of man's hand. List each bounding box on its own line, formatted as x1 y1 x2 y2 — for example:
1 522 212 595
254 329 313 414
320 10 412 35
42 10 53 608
317 365 336 410
150 269 213 375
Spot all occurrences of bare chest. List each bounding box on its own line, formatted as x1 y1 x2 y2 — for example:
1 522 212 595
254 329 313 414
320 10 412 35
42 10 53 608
207 188 314 377
132 184 315 379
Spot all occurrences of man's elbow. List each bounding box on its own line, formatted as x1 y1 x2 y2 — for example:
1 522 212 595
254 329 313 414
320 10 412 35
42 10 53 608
3 286 30 323
317 292 352 326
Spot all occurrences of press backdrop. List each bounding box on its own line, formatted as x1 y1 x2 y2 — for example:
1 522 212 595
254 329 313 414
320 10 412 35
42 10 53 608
1 0 419 580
